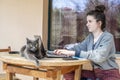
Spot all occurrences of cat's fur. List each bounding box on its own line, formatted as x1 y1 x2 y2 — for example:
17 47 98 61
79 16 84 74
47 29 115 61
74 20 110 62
20 36 46 66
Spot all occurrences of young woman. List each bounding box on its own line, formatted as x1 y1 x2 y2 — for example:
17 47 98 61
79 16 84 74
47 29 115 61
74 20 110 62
54 5 120 80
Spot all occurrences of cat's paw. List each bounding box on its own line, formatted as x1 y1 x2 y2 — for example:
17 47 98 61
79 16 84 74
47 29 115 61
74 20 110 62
35 60 40 67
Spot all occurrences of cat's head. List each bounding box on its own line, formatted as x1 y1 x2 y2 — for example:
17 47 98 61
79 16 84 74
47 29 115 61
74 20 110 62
26 38 39 52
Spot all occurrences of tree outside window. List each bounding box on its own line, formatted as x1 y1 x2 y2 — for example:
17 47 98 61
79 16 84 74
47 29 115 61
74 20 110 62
48 0 120 53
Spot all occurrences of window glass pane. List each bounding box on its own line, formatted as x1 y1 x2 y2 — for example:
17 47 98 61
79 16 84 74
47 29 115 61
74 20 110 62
49 0 120 53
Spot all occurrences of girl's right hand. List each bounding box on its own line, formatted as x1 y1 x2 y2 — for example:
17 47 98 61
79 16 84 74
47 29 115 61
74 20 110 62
54 49 75 57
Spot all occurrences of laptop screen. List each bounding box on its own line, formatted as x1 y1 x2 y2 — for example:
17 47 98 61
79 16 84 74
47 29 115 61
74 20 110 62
34 35 68 58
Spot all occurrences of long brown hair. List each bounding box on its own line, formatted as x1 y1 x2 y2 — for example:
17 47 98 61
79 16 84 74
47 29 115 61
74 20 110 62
87 5 106 31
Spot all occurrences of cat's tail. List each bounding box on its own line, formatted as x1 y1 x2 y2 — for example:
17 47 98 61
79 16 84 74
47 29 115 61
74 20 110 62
20 45 26 57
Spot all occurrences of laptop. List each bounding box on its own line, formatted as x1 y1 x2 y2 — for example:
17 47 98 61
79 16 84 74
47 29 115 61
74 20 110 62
34 35 68 58
46 50 68 58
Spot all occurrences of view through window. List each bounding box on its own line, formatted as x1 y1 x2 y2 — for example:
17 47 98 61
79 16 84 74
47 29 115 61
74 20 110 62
48 0 120 53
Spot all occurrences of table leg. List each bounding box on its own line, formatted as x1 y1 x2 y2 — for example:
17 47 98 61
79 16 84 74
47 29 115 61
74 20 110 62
47 78 53 80
6 72 14 80
33 77 39 80
74 65 82 80
56 70 61 80
47 69 61 80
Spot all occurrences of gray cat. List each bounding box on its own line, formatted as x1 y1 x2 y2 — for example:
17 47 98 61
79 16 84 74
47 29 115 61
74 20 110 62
20 36 46 66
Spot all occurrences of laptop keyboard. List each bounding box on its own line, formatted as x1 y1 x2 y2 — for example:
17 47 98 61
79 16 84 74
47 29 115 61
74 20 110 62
46 50 68 58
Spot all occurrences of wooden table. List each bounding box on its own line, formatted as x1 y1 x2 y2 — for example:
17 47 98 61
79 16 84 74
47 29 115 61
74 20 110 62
0 52 89 80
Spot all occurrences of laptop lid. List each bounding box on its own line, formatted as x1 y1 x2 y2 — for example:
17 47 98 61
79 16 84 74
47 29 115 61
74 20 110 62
34 35 68 58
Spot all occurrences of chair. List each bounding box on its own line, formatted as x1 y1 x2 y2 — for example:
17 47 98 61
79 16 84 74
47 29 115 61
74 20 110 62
0 46 20 80
0 46 11 52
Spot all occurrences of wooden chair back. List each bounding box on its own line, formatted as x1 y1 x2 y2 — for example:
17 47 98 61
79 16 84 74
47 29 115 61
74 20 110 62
0 46 11 52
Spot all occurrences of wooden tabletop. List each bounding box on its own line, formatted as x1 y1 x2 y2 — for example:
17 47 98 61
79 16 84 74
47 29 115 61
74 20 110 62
0 52 89 67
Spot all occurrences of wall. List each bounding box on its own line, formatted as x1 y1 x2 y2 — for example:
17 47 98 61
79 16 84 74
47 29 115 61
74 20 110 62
0 0 43 51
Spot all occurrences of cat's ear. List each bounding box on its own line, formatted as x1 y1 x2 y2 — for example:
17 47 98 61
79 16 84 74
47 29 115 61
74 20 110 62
26 38 31 43
35 38 39 42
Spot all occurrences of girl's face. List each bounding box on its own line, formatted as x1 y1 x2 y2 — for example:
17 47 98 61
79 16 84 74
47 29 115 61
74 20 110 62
86 15 101 33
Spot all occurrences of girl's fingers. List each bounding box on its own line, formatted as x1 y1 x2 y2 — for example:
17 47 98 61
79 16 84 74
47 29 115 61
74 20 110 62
54 49 66 55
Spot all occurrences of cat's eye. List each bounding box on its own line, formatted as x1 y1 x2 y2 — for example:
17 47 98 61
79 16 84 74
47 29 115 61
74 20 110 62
29 44 33 47
35 44 38 47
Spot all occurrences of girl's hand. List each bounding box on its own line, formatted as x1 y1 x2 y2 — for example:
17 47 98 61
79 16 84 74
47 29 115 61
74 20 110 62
54 49 75 57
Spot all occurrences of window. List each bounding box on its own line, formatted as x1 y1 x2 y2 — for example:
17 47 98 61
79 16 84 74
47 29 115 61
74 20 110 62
48 0 120 53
